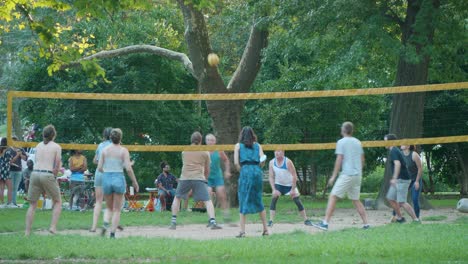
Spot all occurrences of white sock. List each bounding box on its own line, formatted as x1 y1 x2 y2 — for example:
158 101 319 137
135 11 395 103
322 220 328 225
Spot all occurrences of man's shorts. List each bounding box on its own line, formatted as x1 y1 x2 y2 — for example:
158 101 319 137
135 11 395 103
175 180 209 202
274 184 300 196
94 171 103 188
386 179 411 203
103 172 126 195
27 171 61 202
330 174 362 200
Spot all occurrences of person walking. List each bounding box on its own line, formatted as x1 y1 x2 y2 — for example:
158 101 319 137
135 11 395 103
97 128 139 238
313 122 369 231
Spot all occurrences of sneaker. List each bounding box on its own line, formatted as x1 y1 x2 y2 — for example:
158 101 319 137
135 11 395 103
100 227 108 237
267 220 273 227
0 203 5 209
207 222 222 230
412 219 422 224
7 203 19 208
312 221 328 231
396 217 406 224
304 219 313 226
363 224 370 230
390 216 397 223
169 223 177 230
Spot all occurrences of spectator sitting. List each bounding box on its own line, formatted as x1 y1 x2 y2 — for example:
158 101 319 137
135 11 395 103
155 161 177 211
69 150 87 211
22 160 34 196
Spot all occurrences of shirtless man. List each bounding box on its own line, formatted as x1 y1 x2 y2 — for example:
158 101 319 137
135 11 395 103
25 125 62 236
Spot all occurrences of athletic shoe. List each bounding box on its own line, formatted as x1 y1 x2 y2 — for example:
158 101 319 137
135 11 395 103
412 219 422 224
100 227 107 237
267 220 273 227
390 216 397 223
207 222 222 230
396 217 406 224
0 203 5 209
7 203 19 208
169 223 177 230
312 221 328 231
363 224 370 230
304 220 313 226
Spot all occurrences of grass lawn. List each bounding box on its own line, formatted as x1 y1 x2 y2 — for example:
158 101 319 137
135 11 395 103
0 196 466 263
0 123 6 137
0 222 466 263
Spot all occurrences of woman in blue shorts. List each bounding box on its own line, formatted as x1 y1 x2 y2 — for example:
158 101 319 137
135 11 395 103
90 127 112 232
205 134 231 220
97 128 139 238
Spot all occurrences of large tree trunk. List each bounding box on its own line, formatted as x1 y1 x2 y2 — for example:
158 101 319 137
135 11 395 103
376 0 439 208
454 143 468 197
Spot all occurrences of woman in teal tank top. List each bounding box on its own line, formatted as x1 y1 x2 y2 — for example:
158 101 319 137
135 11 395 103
206 134 231 220
234 127 268 237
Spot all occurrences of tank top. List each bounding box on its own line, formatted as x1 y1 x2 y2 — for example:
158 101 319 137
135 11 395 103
209 151 223 179
103 148 125 173
403 151 418 180
70 155 85 182
273 157 293 186
239 143 260 164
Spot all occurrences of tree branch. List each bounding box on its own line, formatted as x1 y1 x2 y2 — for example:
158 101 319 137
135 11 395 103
227 21 269 93
378 1 404 26
65 44 196 78
177 0 226 93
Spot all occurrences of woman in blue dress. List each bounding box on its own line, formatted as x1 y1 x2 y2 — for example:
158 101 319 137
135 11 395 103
234 127 268 237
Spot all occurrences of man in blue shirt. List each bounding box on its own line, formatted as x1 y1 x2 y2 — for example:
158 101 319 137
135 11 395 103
155 161 177 211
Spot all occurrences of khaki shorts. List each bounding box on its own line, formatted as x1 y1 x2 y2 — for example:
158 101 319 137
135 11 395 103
386 179 411 203
331 174 362 200
28 172 61 202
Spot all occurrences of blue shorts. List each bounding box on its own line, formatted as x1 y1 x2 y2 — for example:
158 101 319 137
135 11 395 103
208 176 224 187
103 172 126 195
275 184 292 195
94 171 103 188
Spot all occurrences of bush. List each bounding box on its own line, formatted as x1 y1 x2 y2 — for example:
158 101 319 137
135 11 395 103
361 167 385 193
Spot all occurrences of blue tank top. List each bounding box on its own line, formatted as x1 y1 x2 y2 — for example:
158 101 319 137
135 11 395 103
239 143 260 164
209 151 223 179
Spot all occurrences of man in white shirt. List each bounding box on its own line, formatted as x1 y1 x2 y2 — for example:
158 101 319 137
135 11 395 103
313 122 369 231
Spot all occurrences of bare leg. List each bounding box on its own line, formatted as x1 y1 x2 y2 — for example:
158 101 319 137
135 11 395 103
388 199 402 218
104 194 114 224
216 186 229 212
239 213 246 233
171 196 180 216
400 202 418 220
49 198 62 233
352 200 368 225
0 180 5 204
111 194 124 233
324 195 338 223
204 200 216 219
5 179 12 204
260 210 268 232
91 187 103 231
25 201 38 236
159 195 166 211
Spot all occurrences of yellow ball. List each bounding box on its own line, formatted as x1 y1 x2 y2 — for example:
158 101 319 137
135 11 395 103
207 53 220 67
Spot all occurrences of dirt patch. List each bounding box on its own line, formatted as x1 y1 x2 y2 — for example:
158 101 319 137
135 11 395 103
33 208 465 240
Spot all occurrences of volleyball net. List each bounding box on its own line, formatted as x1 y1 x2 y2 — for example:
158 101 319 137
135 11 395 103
6 82 468 152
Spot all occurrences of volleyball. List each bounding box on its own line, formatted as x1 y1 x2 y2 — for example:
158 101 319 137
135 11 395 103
207 53 220 67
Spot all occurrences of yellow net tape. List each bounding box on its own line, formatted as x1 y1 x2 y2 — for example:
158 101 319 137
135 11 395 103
7 82 468 151
8 136 468 152
7 82 468 101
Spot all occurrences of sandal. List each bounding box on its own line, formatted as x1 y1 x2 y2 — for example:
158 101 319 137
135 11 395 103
262 230 269 236
236 231 246 238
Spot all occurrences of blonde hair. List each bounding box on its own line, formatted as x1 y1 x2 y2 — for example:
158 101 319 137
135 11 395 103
43 125 56 144
342 122 354 135
110 128 123 144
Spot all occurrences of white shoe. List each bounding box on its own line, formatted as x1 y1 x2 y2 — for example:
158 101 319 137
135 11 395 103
0 203 5 209
7 203 19 208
